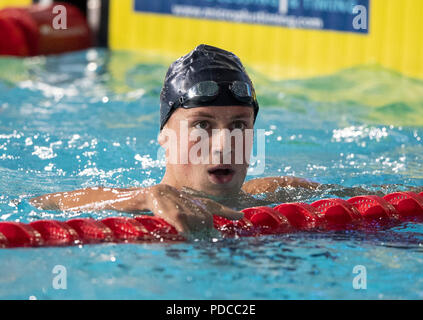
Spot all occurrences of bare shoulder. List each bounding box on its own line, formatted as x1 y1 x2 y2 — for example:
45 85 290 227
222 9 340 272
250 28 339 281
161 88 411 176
241 176 320 195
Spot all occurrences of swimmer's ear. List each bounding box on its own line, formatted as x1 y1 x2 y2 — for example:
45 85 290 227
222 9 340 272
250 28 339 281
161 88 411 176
157 127 178 163
157 125 174 147
157 130 166 147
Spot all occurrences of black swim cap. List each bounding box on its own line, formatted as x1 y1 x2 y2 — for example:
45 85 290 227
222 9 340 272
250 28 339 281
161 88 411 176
159 44 259 130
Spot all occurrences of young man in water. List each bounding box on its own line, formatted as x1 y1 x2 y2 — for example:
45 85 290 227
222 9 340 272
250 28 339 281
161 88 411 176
30 44 320 234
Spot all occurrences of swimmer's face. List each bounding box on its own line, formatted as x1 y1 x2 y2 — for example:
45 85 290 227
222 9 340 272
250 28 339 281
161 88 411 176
159 106 255 197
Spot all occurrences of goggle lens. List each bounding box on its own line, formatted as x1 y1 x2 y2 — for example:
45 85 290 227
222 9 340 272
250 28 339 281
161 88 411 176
177 81 255 107
230 81 253 103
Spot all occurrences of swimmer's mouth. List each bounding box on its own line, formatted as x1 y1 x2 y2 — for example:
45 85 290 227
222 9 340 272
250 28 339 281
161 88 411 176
207 166 235 176
207 165 236 184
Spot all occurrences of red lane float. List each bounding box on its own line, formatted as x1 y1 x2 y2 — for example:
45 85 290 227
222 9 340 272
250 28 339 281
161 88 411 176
383 192 423 218
242 207 292 235
1 190 423 248
0 8 39 56
213 215 255 237
101 217 151 242
134 216 184 241
27 3 92 56
30 220 80 246
310 199 362 229
66 219 114 244
273 203 323 230
0 222 44 247
0 231 8 248
0 13 29 56
347 195 399 220
0 3 92 57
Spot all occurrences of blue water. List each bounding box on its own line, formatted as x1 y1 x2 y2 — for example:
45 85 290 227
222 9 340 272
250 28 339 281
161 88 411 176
0 49 423 299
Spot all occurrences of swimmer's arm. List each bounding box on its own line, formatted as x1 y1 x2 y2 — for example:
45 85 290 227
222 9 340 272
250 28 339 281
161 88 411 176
242 176 388 198
29 187 151 213
30 185 243 234
242 176 320 195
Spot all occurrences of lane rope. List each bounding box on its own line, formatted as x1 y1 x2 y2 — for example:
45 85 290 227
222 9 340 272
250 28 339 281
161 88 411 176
1 191 423 248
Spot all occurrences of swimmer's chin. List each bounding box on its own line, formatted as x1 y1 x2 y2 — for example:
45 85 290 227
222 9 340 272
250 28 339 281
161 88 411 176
181 186 244 201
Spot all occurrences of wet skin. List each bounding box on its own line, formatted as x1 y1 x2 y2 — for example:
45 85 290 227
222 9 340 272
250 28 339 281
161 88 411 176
30 106 320 235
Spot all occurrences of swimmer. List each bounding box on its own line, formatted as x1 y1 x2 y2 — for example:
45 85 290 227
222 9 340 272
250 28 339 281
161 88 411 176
29 44 367 235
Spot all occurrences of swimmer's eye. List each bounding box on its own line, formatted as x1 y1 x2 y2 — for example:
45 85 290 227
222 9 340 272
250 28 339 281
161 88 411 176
194 120 211 130
231 121 247 131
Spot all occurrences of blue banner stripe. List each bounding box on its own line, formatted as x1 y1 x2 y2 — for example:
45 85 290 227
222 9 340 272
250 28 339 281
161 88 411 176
134 0 370 34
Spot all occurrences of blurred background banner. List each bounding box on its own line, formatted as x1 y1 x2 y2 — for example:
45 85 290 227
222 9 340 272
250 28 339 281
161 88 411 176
109 0 422 80
133 0 370 34
1 0 422 80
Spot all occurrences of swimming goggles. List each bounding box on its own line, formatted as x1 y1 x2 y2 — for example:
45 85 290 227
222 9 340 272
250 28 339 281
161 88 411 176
170 80 256 108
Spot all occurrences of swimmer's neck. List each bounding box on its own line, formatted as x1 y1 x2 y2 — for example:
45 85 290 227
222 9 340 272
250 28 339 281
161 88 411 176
159 181 258 210
159 173 245 200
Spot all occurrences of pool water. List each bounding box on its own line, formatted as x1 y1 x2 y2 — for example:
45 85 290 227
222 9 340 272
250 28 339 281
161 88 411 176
0 49 423 299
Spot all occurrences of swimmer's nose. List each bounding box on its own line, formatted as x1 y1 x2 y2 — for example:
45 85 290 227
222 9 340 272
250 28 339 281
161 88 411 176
211 129 233 164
